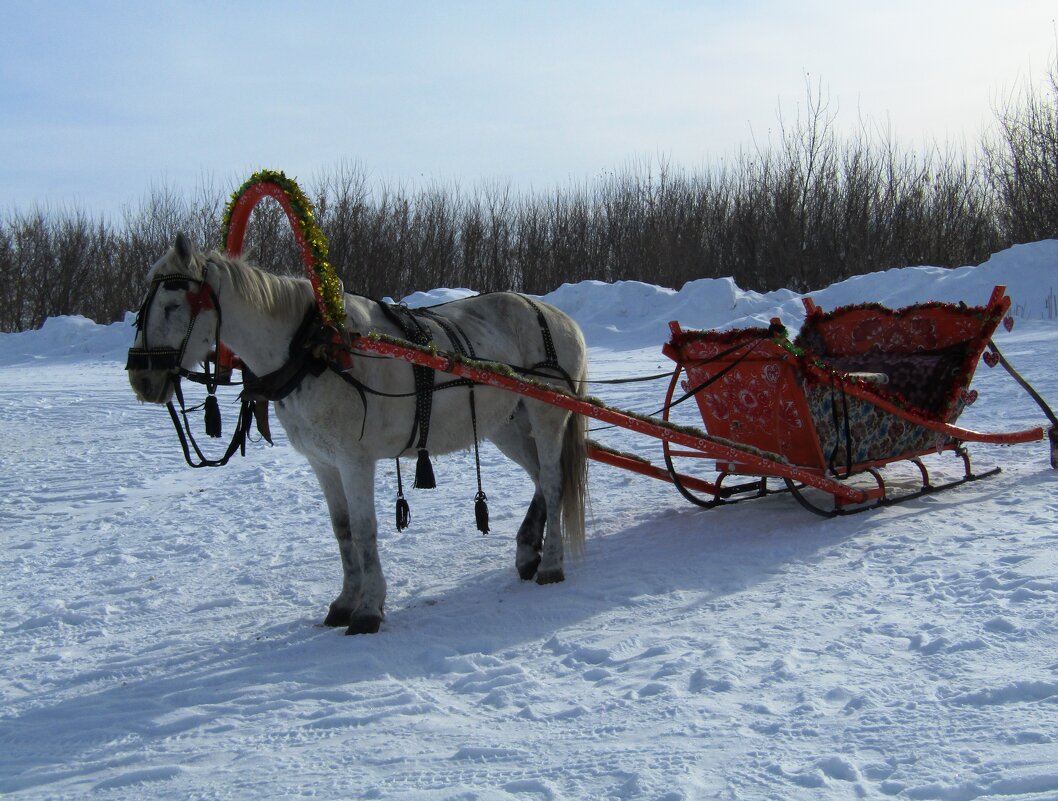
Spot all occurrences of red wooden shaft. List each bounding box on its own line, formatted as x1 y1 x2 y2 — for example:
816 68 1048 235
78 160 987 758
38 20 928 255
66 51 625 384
586 444 722 494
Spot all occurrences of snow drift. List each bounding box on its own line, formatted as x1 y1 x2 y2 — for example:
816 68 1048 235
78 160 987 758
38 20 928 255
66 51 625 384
2 241 1057 800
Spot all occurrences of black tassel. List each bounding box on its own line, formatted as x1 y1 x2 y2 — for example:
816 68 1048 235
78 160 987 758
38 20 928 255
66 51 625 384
474 491 490 535
204 393 222 438
414 448 436 489
395 495 410 532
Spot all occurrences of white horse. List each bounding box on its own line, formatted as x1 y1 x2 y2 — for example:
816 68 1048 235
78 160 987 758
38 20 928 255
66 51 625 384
127 233 588 634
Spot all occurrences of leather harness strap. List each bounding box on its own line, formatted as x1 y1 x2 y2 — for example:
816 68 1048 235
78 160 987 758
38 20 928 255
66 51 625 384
195 295 569 481
378 303 444 471
240 308 332 402
520 296 576 391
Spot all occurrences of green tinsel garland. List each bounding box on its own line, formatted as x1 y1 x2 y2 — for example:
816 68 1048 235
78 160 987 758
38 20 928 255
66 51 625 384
221 169 346 332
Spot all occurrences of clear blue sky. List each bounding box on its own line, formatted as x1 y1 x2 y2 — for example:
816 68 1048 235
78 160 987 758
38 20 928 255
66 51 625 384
1 1 1055 217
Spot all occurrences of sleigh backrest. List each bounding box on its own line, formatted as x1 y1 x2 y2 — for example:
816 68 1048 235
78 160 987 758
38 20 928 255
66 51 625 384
795 286 1009 421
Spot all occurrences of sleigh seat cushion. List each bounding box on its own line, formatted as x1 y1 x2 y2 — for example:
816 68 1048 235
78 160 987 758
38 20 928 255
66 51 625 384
813 344 970 418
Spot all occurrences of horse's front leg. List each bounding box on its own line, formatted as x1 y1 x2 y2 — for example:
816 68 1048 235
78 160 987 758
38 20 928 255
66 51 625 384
310 460 361 627
338 460 387 634
310 459 387 634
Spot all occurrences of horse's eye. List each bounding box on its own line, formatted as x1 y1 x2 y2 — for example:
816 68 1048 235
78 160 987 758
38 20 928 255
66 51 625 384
162 279 190 291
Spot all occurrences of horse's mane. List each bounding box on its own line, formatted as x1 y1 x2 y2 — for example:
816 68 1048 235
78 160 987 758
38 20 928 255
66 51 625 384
200 251 316 319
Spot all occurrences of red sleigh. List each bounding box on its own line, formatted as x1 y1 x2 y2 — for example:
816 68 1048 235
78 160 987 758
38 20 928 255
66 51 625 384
654 286 1053 514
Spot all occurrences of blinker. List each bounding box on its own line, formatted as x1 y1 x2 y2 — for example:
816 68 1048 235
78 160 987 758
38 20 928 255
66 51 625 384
125 348 182 372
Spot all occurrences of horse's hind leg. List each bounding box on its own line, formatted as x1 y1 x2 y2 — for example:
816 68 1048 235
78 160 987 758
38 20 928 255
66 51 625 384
489 402 547 580
525 400 582 585
516 492 547 580
533 456 566 585
494 400 571 584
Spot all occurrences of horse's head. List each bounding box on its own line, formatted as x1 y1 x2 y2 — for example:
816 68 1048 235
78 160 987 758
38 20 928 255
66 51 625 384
126 232 220 404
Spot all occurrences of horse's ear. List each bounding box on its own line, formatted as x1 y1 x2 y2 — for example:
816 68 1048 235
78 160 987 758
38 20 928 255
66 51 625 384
174 232 194 268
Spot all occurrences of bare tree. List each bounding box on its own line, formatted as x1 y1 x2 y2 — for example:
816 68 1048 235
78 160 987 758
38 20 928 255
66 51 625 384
985 62 1058 242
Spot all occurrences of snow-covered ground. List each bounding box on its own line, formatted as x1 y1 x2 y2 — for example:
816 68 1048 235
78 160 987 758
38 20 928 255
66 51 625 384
2 241 1058 800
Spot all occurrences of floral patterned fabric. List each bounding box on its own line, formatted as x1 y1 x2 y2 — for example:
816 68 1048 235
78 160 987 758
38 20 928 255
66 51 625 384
806 382 960 468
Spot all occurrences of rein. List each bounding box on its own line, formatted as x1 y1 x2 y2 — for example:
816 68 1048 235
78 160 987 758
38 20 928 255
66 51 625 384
166 381 260 468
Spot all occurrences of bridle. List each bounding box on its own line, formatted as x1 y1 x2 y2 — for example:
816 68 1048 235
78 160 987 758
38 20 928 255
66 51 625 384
126 265 258 468
125 270 220 378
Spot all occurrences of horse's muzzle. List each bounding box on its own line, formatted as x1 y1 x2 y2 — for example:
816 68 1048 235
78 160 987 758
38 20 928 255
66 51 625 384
128 368 176 404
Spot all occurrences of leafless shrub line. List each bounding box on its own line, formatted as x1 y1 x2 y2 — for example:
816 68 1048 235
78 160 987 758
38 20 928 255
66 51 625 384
2 70 1055 332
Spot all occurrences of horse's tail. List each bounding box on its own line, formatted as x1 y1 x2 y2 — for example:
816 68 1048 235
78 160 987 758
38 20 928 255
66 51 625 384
561 367 589 560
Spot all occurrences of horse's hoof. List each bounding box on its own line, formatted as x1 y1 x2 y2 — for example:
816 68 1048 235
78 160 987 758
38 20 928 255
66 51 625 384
517 557 541 581
535 567 565 585
345 615 382 635
323 606 352 627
